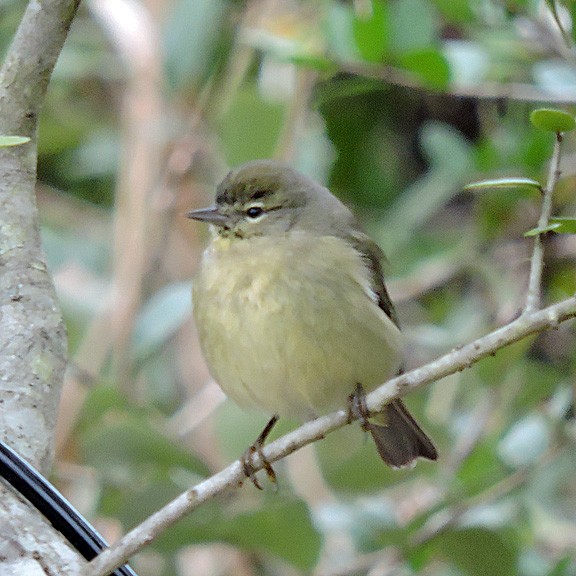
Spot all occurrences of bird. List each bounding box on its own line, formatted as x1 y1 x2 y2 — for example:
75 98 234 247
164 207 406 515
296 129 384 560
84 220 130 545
188 159 437 479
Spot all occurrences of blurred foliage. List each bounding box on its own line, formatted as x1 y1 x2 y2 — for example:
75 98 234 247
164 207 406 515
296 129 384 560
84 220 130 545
3 0 576 574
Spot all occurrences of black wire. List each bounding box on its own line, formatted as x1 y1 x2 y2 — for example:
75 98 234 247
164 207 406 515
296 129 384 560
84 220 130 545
0 440 138 576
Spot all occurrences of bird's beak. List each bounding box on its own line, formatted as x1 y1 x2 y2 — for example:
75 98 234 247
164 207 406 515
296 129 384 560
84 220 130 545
187 206 229 227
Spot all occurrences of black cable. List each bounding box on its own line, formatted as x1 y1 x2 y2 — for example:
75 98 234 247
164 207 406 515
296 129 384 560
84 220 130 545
0 439 138 576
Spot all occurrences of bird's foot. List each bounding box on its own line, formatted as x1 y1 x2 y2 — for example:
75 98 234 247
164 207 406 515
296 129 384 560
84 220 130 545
241 414 279 490
347 383 371 431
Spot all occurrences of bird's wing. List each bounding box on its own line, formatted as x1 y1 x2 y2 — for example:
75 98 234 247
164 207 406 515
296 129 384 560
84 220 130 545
347 229 400 327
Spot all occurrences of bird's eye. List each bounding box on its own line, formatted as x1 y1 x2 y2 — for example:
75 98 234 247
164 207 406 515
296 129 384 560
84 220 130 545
246 206 264 219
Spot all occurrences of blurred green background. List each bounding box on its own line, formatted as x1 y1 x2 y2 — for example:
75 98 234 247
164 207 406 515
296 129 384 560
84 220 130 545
4 0 576 574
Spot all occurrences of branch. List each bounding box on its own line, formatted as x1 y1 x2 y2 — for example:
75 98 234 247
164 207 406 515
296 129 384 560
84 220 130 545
0 0 81 573
0 0 80 477
85 295 576 576
339 60 576 104
524 131 563 313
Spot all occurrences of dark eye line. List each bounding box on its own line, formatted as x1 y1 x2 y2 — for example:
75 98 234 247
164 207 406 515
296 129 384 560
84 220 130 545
245 204 284 219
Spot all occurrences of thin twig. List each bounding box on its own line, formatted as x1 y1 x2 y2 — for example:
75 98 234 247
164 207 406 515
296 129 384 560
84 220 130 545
524 132 563 313
84 295 576 576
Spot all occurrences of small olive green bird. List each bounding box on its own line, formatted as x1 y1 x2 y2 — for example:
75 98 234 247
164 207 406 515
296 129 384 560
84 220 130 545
189 160 437 468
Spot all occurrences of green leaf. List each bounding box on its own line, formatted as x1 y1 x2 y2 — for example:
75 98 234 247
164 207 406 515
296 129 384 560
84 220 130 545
548 217 576 234
456 440 505 496
524 223 562 237
352 0 389 62
464 177 543 194
432 0 474 22
530 108 576 133
219 83 285 166
221 499 322 570
525 218 576 236
82 415 210 476
0 135 30 147
288 53 335 72
546 555 573 576
398 48 450 90
433 528 517 576
154 496 322 570
317 425 401 492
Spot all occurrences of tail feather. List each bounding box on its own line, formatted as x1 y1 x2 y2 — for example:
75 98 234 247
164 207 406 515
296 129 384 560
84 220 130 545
366 399 437 468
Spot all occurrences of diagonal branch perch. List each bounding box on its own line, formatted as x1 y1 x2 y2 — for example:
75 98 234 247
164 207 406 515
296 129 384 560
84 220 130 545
85 295 576 576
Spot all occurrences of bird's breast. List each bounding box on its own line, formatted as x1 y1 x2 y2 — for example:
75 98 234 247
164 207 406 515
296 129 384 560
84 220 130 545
192 233 403 418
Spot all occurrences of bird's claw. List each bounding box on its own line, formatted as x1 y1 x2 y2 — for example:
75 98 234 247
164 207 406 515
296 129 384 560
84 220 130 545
347 383 371 431
241 414 279 490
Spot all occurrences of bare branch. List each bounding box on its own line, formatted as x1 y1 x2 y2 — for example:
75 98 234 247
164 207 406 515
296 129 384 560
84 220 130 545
524 132 563 313
0 0 82 573
339 60 576 104
0 0 80 472
86 295 576 576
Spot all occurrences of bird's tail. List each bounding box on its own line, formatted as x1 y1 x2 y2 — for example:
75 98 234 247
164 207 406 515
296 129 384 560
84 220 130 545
366 399 438 468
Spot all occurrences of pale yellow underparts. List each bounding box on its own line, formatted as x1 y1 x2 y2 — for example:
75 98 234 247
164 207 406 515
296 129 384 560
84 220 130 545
193 230 402 420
